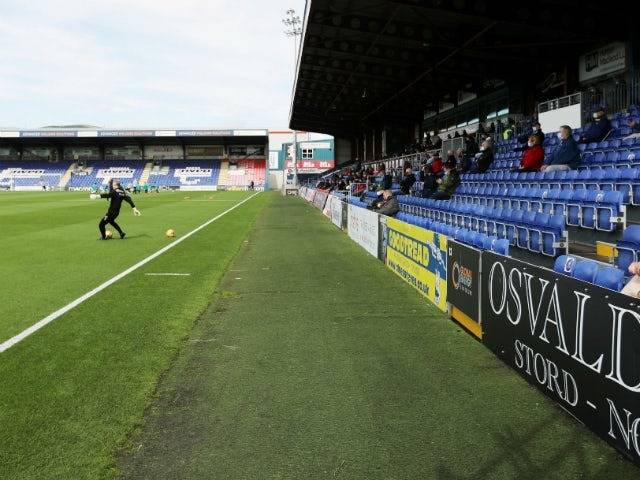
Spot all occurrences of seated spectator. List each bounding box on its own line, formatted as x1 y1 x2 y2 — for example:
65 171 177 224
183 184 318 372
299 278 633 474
470 138 494 173
622 262 640 297
542 125 581 172
580 108 612 143
400 167 416 194
464 133 479 156
430 153 443 176
455 148 471 173
372 190 399 216
430 158 460 200
624 117 640 140
376 163 393 190
516 121 544 147
513 134 544 172
419 164 437 197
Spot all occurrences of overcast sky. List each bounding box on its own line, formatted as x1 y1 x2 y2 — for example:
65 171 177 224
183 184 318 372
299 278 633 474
0 0 305 128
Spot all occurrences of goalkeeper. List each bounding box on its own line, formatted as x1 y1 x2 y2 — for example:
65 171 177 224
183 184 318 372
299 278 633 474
90 178 141 240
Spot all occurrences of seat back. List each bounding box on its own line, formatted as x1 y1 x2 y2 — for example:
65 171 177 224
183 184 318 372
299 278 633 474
572 260 599 283
554 255 577 275
593 267 625 292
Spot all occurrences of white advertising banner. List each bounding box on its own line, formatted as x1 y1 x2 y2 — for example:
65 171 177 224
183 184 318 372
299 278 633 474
579 42 627 83
330 196 344 229
348 203 379 258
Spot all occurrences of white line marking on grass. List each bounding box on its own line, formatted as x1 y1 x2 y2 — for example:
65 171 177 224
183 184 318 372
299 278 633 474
145 273 191 276
0 192 261 353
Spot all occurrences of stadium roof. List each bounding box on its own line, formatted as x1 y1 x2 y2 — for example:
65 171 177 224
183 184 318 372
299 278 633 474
289 0 634 137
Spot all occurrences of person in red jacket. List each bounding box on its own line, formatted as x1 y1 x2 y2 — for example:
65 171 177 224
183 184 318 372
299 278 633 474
513 134 544 172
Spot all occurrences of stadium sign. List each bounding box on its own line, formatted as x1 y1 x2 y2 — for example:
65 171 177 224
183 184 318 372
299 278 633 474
98 130 154 137
330 196 345 229
347 204 379 258
447 241 481 336
482 252 640 465
176 130 233 137
385 217 447 311
20 131 77 138
579 42 627 83
313 190 329 210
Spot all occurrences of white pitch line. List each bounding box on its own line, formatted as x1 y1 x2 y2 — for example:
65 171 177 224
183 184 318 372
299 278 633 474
0 192 260 353
145 273 191 276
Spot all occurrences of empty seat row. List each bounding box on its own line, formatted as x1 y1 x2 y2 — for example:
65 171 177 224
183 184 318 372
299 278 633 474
459 168 640 204
451 188 624 232
398 196 567 257
395 212 510 255
554 255 625 292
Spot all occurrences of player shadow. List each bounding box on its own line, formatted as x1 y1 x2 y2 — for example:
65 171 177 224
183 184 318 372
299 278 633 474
434 409 624 480
121 234 151 240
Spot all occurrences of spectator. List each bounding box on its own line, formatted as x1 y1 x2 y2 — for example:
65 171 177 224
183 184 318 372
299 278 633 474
419 164 437 197
377 163 393 190
464 133 479 156
513 135 544 172
580 108 612 143
430 157 460 200
400 167 416 195
542 125 581 172
502 120 515 140
430 153 443 176
433 135 443 149
622 262 640 297
625 117 640 139
455 148 471 173
373 190 399 216
470 138 494 173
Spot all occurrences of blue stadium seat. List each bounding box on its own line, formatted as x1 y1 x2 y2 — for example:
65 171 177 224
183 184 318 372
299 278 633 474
596 191 624 231
492 239 510 256
554 255 578 275
616 225 640 271
594 267 625 292
572 260 599 283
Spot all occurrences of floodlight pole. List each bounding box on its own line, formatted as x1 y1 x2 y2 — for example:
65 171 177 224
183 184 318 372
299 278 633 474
283 8 302 188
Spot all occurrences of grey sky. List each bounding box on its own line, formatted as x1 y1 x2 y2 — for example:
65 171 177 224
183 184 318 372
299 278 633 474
0 0 305 128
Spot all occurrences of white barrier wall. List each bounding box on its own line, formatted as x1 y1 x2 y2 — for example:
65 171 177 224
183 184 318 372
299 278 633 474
539 103 582 133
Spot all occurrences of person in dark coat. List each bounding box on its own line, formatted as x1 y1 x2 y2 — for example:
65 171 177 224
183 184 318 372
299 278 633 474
470 138 494 173
580 108 612 143
400 167 416 195
543 125 581 172
373 190 399 216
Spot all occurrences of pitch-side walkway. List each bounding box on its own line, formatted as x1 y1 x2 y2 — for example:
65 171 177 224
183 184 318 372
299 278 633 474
118 193 638 480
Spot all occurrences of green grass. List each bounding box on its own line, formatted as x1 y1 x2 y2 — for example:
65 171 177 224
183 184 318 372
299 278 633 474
0 190 266 479
118 195 639 480
2 191 638 479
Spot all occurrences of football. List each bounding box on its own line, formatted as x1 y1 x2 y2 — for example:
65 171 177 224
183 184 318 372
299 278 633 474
105 230 113 239
165 229 176 238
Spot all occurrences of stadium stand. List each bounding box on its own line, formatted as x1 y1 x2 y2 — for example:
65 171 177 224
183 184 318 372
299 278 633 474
67 160 145 189
0 161 71 189
221 159 266 189
147 160 221 188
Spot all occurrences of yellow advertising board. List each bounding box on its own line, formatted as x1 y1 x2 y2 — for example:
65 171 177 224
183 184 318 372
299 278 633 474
385 217 448 311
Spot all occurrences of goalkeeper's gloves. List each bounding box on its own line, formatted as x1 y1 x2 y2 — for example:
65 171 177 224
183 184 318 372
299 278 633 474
89 194 100 200
132 208 141 216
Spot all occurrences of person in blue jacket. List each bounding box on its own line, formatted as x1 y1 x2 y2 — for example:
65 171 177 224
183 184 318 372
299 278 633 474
580 108 612 143
542 126 581 172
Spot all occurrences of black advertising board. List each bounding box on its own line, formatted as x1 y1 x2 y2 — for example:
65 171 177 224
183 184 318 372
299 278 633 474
447 240 481 324
481 251 640 465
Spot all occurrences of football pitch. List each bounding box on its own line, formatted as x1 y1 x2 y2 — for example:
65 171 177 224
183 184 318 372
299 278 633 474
0 191 638 479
